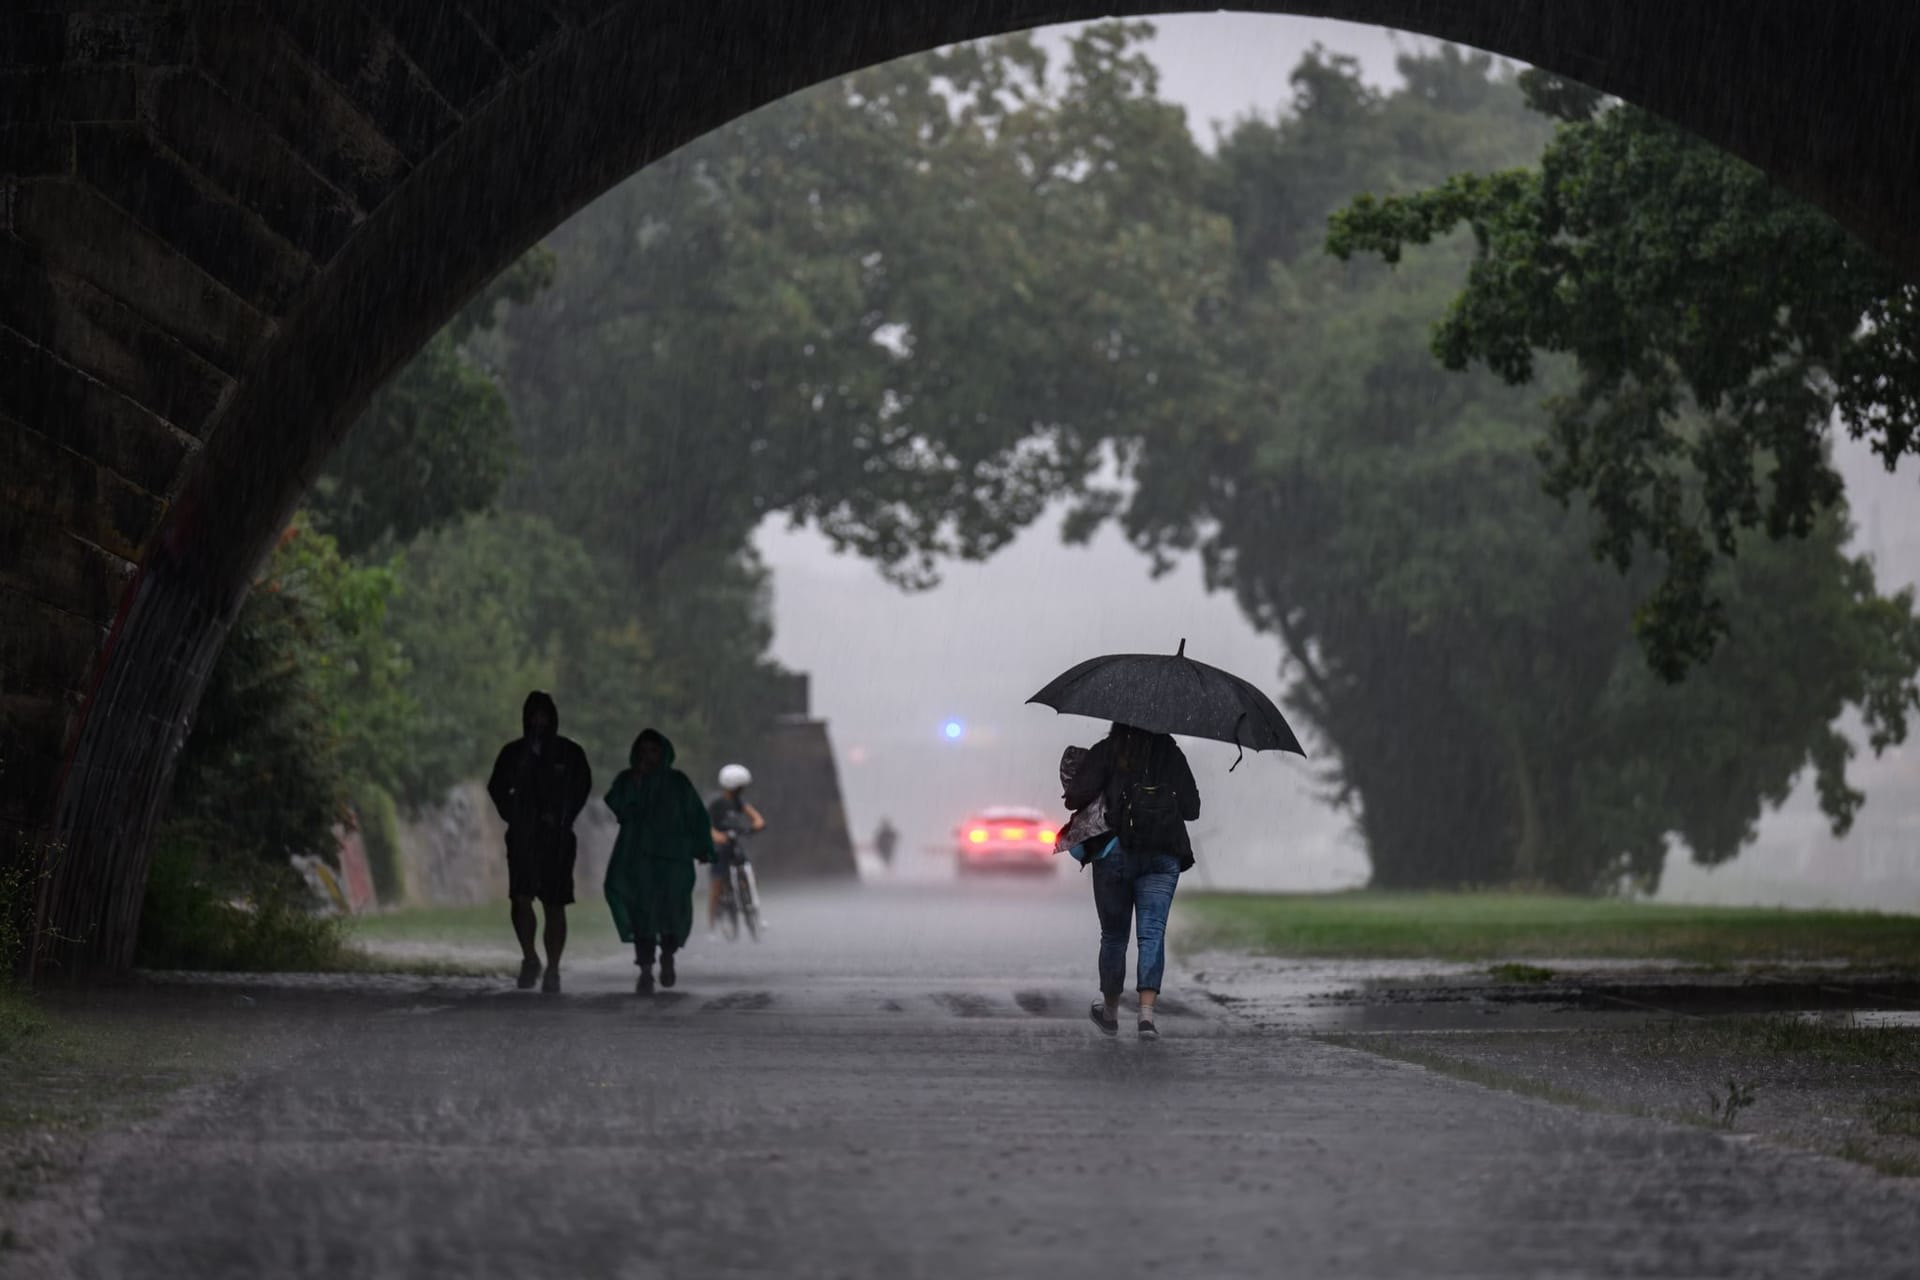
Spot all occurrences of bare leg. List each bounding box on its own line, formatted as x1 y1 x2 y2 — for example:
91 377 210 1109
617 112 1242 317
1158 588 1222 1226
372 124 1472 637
510 897 537 962
1138 990 1157 1020
543 903 567 970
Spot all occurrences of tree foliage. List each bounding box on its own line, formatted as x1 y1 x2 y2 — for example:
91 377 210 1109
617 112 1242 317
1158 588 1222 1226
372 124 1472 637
165 519 408 866
1327 78 1920 681
379 512 785 806
498 24 1226 590
1079 49 1920 890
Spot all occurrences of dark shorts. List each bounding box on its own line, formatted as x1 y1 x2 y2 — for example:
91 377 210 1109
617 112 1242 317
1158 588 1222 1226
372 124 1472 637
507 834 577 906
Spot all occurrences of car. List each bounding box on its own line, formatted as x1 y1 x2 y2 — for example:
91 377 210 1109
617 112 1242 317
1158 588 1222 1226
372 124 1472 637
954 806 1060 875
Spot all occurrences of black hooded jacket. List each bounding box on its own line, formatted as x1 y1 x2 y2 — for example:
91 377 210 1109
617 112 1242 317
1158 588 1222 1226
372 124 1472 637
486 691 593 853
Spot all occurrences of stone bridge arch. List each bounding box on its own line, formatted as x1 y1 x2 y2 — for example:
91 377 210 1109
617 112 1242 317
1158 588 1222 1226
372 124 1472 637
4 1 1917 977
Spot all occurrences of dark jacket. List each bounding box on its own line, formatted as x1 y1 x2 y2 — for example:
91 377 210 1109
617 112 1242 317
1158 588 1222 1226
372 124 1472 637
486 691 593 854
1064 729 1201 870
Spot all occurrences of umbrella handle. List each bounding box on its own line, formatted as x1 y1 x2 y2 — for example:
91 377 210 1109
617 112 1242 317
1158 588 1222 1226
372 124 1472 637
1229 711 1246 772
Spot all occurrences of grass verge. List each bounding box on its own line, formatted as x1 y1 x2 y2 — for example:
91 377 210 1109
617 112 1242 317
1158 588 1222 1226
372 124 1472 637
1326 1017 1920 1179
136 838 352 972
0 985 257 1261
1614 1015 1920 1066
348 902 618 950
0 990 223 1140
1182 891 1920 965
0 988 46 1062
135 841 528 978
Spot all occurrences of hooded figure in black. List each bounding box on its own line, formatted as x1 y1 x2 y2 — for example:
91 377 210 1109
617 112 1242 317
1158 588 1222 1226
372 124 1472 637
486 690 592 993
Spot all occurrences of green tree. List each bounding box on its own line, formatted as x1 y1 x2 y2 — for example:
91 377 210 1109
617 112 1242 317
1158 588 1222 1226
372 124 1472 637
1089 49 1920 890
164 518 408 867
1327 75 1920 682
381 511 775 804
462 23 1221 821
498 22 1225 591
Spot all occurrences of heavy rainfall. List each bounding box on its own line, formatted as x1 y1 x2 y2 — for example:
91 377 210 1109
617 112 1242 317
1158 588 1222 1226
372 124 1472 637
3 6 1920 1277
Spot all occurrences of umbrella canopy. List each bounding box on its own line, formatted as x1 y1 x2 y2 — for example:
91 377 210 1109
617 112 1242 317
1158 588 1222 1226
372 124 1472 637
1027 639 1305 761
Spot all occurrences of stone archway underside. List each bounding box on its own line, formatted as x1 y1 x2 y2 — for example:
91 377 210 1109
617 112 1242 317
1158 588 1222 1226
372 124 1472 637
3 0 1916 976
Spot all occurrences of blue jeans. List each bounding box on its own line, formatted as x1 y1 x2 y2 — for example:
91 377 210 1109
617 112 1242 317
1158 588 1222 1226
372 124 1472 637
1092 850 1181 996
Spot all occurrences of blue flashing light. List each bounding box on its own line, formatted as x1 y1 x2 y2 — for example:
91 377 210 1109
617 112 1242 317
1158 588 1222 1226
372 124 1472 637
943 720 965 741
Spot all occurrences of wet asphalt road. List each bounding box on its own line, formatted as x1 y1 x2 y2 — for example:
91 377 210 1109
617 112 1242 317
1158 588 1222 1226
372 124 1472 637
47 879 1920 1278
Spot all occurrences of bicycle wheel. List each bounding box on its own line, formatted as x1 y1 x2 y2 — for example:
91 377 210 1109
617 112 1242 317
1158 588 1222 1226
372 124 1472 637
718 870 740 941
738 864 762 942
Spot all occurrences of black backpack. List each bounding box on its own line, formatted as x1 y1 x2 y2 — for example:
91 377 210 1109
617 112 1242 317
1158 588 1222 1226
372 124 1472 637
1112 739 1185 850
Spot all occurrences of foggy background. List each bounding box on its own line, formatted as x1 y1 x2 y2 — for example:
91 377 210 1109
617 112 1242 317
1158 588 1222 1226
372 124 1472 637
754 13 1920 907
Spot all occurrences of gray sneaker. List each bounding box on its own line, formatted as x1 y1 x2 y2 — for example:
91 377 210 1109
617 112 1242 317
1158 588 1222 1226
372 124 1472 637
517 957 543 990
1138 1019 1159 1042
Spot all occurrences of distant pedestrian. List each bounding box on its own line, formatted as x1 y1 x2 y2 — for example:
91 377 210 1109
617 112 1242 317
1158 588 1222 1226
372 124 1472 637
604 729 714 994
874 817 899 868
486 691 592 994
1063 722 1200 1041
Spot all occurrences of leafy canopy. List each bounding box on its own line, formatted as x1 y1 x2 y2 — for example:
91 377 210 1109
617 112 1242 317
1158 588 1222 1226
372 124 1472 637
1327 73 1920 682
1078 49 1920 890
498 24 1227 590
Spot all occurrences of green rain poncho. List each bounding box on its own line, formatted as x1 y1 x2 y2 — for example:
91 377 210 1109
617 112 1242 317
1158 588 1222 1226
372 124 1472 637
603 729 713 947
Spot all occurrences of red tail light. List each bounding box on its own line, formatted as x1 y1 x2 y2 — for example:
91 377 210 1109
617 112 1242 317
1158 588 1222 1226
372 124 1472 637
967 828 989 844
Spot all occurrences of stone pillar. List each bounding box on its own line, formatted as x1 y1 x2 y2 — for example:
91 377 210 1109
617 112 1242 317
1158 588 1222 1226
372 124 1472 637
740 675 856 881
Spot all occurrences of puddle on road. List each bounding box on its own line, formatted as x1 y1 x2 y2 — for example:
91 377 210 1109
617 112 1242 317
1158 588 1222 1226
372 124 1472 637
1264 997 1920 1036
1186 952 1920 1035
1791 1008 1920 1029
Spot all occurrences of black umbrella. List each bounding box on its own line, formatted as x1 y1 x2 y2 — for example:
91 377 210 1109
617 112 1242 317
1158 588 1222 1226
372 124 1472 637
1027 639 1305 768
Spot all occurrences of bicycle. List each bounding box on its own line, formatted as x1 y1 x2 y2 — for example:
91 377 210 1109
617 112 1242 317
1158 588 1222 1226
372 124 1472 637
713 817 762 942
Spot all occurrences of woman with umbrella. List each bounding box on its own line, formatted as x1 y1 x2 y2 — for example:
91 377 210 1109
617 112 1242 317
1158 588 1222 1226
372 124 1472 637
1032 640 1304 1041
1063 723 1199 1041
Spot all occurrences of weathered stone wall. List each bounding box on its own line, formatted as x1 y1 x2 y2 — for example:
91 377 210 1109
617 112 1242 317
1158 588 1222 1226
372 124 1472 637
387 785 618 909
394 783 509 909
4 1 1917 976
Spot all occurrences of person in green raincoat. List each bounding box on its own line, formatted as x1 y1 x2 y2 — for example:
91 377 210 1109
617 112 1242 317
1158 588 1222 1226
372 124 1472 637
604 728 714 993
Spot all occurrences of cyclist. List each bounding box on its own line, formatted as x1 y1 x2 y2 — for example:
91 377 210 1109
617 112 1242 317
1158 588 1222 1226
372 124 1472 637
708 763 767 931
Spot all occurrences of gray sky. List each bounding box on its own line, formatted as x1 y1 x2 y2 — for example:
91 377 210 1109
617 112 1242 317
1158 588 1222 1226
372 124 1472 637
753 13 1920 907
1070 13 1422 143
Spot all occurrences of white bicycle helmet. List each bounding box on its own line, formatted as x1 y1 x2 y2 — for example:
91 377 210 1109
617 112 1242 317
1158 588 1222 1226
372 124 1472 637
718 763 753 790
